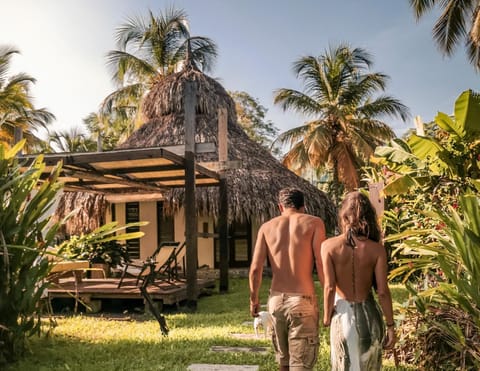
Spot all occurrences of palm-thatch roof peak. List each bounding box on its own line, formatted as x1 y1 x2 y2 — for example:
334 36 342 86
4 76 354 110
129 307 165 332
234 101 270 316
120 65 336 231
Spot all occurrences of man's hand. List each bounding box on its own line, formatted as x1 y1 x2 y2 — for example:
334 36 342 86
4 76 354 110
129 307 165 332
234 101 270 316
250 302 260 317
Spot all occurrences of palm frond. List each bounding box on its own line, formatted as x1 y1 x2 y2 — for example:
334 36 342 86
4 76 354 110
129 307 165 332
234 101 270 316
331 141 360 190
0 46 20 83
470 6 480 46
340 72 388 107
433 0 469 56
409 0 437 19
282 140 311 173
275 120 320 147
466 34 480 70
106 50 156 85
273 88 321 116
100 83 145 116
358 95 411 122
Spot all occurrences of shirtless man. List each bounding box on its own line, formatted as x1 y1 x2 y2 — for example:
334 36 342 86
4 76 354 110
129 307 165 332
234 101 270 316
249 188 326 371
322 191 396 370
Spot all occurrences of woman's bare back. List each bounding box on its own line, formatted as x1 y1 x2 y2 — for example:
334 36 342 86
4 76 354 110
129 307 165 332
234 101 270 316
324 233 382 302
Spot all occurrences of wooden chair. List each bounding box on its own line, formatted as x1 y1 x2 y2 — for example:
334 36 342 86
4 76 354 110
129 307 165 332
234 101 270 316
117 241 180 288
155 241 186 283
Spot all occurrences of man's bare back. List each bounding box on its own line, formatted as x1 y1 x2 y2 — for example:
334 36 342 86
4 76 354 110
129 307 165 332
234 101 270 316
260 211 325 295
249 204 325 317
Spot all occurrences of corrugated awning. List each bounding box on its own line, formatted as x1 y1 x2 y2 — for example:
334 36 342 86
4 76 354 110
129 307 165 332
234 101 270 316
20 146 220 194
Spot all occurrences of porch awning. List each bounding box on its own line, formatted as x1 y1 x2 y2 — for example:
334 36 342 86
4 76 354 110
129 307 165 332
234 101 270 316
20 146 220 194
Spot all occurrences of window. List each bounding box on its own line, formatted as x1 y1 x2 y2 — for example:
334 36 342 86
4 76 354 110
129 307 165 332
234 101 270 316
157 201 175 245
125 202 140 259
214 220 252 268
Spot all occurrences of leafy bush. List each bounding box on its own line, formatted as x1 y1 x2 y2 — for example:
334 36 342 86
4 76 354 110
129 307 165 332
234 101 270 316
0 142 63 364
388 195 480 369
58 221 146 268
369 90 480 368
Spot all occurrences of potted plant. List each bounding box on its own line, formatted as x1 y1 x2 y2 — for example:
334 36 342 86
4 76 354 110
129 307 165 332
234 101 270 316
58 221 146 278
89 240 132 278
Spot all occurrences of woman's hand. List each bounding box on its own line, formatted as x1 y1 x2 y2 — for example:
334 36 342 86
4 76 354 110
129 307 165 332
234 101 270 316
383 326 396 349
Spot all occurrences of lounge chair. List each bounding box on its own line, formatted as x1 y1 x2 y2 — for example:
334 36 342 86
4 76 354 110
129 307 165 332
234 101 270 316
155 241 186 283
117 241 180 288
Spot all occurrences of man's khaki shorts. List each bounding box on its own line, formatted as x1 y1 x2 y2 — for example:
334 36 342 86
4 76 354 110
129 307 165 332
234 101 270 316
268 291 319 370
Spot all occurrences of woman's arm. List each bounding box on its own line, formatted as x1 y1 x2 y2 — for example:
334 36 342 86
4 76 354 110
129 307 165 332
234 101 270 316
374 245 396 348
321 242 336 326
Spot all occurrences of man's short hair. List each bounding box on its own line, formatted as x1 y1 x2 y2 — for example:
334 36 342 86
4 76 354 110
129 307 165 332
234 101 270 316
278 188 304 209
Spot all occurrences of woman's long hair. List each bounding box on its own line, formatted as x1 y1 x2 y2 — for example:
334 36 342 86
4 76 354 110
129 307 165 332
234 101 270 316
339 191 381 243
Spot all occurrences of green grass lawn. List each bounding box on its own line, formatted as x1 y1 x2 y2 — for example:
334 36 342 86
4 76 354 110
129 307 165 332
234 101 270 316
6 278 415 371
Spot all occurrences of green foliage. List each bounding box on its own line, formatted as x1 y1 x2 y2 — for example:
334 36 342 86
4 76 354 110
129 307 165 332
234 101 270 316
370 90 480 367
229 91 280 156
46 126 97 153
58 221 147 268
387 195 480 368
0 46 55 151
0 141 63 364
374 90 480 197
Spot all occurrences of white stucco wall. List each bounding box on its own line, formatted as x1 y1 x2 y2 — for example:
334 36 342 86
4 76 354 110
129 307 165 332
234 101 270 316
139 202 157 260
174 209 215 269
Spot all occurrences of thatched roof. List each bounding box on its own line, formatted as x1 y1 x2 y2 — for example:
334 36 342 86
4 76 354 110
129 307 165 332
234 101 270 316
119 64 336 231
52 191 107 236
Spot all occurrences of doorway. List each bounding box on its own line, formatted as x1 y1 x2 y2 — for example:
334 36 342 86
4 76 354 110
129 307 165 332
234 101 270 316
214 220 252 268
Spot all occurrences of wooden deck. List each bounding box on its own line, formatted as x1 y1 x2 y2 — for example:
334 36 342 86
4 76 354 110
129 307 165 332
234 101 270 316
47 276 216 311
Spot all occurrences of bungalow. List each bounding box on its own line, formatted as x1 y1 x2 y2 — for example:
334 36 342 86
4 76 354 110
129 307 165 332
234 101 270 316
54 61 337 270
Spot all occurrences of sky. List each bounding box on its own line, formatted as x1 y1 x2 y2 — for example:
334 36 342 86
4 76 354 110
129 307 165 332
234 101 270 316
2 0 480 138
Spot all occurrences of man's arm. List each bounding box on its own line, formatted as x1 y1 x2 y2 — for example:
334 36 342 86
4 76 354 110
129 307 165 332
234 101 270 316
249 225 267 317
321 242 336 326
312 218 326 286
374 245 396 349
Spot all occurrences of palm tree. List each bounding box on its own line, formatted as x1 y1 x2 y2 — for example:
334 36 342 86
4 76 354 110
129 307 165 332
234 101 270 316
48 126 96 153
83 107 135 151
102 7 218 137
409 0 480 70
0 46 54 151
274 44 410 203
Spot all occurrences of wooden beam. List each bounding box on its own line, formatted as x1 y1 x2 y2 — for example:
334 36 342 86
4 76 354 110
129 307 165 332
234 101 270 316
163 142 216 155
20 147 185 167
103 164 184 175
218 107 229 293
218 108 228 160
199 160 242 171
184 80 198 310
62 167 166 192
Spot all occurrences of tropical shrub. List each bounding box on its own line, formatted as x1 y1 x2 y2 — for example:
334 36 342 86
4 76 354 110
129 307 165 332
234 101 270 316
371 90 480 368
58 221 146 268
0 141 63 364
387 195 480 369
374 90 480 198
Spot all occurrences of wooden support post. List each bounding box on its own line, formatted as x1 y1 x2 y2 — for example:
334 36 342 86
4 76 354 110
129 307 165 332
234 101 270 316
219 177 228 292
218 108 229 293
184 80 198 310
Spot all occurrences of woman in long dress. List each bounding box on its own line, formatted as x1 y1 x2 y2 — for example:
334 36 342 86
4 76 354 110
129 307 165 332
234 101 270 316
321 191 396 370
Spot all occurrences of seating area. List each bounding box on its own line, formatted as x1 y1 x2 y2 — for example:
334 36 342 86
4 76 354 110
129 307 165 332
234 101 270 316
117 241 186 288
43 240 209 321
